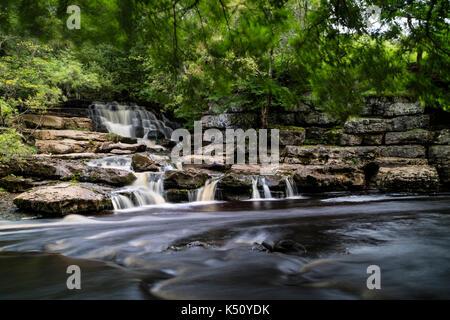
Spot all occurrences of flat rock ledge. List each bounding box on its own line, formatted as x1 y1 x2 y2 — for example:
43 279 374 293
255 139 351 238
13 183 113 216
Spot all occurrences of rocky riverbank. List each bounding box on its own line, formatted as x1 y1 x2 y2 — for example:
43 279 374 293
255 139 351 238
0 97 448 217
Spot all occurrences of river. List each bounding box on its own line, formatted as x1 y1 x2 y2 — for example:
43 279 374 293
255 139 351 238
0 193 449 299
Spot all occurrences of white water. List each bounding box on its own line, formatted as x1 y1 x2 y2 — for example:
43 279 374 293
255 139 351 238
111 172 166 210
284 176 299 198
89 102 174 139
189 179 220 202
251 177 261 199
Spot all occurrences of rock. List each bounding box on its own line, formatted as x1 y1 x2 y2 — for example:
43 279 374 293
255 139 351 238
344 118 389 134
165 189 189 202
64 117 94 130
202 113 258 129
158 138 177 149
273 240 307 255
363 134 383 145
433 129 450 145
383 101 424 117
294 165 366 192
279 129 306 146
217 174 253 200
303 111 338 126
374 157 428 167
305 127 327 140
385 129 432 145
340 134 363 146
282 146 379 166
163 170 210 189
428 145 450 186
340 134 383 146
23 115 94 130
80 168 137 187
13 183 113 215
35 139 100 154
131 154 159 172
0 163 12 178
15 159 84 181
23 114 65 129
99 142 147 153
390 115 429 132
375 166 439 192
0 175 34 193
33 130 109 142
380 145 426 158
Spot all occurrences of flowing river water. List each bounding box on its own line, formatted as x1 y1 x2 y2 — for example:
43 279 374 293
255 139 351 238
1 193 450 299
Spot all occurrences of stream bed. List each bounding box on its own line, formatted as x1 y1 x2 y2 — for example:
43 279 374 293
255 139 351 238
0 193 449 299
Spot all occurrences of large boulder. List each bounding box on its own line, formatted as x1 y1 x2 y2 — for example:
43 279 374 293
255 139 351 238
35 139 100 154
80 168 137 187
131 154 159 172
385 129 432 145
294 165 365 192
163 170 210 189
14 159 84 180
13 183 113 215
375 166 439 192
217 174 253 200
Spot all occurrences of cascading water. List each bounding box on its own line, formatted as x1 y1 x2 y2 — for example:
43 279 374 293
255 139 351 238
189 178 220 202
251 177 261 199
284 176 299 198
260 177 272 199
111 172 166 210
88 102 174 140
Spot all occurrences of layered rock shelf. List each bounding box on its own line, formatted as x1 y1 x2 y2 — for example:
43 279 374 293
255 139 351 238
1 97 448 217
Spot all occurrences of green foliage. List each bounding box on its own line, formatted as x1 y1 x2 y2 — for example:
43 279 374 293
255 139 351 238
0 0 448 130
0 128 36 163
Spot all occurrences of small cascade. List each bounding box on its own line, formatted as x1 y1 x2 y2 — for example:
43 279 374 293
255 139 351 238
88 102 174 139
112 195 134 210
111 172 166 210
260 177 272 199
189 178 220 202
251 177 261 199
284 176 299 198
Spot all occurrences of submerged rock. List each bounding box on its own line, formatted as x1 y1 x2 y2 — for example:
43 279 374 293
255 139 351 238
13 183 113 215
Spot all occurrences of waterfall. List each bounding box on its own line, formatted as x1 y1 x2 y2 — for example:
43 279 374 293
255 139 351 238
284 176 299 198
88 102 174 139
189 179 219 202
251 177 261 199
111 172 166 210
260 177 272 199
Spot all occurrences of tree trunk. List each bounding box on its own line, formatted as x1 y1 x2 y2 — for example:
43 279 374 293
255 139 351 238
262 48 274 129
